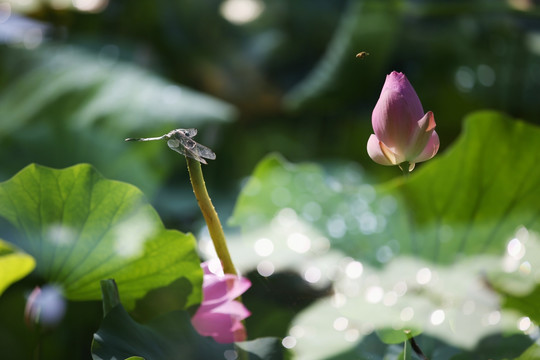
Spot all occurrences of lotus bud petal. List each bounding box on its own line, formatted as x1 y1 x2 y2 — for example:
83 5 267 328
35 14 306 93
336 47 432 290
368 71 439 169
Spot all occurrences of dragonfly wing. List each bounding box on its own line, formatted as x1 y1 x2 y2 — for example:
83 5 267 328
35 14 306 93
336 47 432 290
185 147 208 164
178 136 197 150
179 135 216 160
194 143 216 160
167 139 184 154
167 139 208 164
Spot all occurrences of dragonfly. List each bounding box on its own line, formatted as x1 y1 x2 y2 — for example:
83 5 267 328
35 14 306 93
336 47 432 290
125 128 216 164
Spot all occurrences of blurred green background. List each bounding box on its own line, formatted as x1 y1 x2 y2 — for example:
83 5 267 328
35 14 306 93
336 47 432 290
2 0 539 211
1 0 540 358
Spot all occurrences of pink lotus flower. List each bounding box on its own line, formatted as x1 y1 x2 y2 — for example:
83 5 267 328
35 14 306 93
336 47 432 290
191 260 251 343
367 71 439 171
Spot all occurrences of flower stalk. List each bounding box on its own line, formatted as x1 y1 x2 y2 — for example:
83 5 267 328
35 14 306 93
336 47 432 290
186 157 238 276
126 129 238 276
408 336 429 360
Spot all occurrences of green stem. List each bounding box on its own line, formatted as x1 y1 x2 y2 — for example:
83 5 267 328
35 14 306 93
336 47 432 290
100 279 121 317
186 157 238 276
400 162 428 360
33 329 43 360
187 158 247 358
408 336 429 360
399 161 413 177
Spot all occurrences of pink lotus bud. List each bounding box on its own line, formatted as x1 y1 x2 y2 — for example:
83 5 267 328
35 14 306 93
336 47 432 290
191 260 251 343
24 285 66 329
367 71 439 171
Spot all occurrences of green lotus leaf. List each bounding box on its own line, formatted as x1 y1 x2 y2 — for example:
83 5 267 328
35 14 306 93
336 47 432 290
514 342 540 360
92 279 284 360
92 306 284 360
0 163 202 309
487 229 540 327
231 111 540 266
229 111 540 358
0 239 35 296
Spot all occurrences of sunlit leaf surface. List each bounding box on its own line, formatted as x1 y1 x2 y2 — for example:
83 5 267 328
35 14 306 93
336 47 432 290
0 239 35 295
488 230 540 327
0 163 202 308
229 111 540 358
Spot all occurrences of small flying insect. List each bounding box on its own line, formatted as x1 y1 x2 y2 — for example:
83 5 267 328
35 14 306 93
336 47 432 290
125 128 216 164
356 51 369 59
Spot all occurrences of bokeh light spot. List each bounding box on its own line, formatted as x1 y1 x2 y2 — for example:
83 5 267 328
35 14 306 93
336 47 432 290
400 307 414 322
72 0 108 12
224 349 238 360
304 266 321 283
287 232 311 254
282 336 296 349
333 316 348 331
519 261 532 275
46 224 76 247
345 261 363 279
518 317 532 332
365 286 384 304
455 66 475 92
327 216 347 238
254 238 274 257
430 309 445 326
477 64 495 86
376 245 393 263
358 211 377 234
256 260 274 277
220 0 265 25
416 267 432 285
507 238 525 259
207 258 224 276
